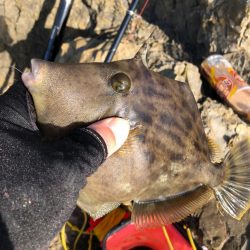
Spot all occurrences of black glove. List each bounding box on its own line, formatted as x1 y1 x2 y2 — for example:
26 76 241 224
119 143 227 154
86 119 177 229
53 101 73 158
0 83 108 249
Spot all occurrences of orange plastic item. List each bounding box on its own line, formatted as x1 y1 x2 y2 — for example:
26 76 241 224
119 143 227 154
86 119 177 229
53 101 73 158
102 221 193 250
201 54 250 122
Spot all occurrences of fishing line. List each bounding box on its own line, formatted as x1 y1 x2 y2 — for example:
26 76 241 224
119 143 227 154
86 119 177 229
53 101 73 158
138 0 149 16
87 232 93 250
104 0 149 63
73 210 88 250
104 0 140 63
10 65 23 74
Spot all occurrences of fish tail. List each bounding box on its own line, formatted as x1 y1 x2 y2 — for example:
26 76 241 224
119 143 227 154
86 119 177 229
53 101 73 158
213 138 250 220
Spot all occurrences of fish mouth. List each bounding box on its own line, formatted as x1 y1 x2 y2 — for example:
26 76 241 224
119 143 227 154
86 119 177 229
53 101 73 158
21 59 40 88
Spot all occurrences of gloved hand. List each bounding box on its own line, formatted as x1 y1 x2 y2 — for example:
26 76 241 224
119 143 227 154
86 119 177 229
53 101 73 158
0 83 129 250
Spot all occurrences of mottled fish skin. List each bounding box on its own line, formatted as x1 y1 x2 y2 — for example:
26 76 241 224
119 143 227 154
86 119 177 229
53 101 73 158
76 60 220 217
23 58 224 218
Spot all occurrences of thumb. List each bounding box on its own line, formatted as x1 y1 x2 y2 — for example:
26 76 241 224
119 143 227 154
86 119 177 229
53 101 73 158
88 118 130 157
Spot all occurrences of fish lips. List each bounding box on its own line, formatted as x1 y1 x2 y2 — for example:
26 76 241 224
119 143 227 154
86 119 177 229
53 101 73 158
22 59 42 90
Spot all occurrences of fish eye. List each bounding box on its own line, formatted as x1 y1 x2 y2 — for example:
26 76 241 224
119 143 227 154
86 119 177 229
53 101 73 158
111 73 131 94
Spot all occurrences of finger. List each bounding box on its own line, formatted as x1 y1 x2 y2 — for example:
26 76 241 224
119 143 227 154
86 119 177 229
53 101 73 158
88 118 130 157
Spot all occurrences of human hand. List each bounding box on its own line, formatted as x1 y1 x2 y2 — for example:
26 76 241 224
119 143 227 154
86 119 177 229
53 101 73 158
0 77 131 249
88 117 130 157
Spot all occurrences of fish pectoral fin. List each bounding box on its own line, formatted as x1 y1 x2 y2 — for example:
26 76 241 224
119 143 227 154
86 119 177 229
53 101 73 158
132 185 213 228
117 126 142 155
77 200 120 220
207 135 224 164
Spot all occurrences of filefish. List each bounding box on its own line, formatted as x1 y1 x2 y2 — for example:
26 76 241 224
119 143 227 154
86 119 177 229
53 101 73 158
21 54 250 227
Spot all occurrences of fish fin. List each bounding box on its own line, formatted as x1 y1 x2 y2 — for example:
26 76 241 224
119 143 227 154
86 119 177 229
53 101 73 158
213 138 250 220
207 135 224 163
132 185 213 228
117 126 142 155
77 199 120 220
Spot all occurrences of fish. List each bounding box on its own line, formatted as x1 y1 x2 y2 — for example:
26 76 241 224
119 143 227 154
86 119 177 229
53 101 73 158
21 53 250 228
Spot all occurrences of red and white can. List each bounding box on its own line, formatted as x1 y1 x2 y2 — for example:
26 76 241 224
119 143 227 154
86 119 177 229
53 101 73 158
201 55 250 122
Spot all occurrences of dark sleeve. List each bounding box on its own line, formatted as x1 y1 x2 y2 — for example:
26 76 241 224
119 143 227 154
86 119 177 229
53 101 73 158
0 83 107 250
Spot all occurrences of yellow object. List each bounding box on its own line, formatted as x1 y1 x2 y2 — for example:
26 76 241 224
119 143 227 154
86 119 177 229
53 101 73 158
93 207 126 241
162 226 174 250
61 223 68 250
59 207 126 249
66 221 81 233
184 225 197 250
73 210 88 250
88 232 93 250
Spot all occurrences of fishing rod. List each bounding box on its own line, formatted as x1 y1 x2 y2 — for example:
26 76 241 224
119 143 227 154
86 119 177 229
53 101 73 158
44 0 149 63
44 0 73 61
104 0 142 63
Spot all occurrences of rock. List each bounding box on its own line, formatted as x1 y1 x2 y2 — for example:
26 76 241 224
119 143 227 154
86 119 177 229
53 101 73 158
84 0 128 33
142 0 250 62
2 0 21 43
44 0 90 32
56 37 106 63
199 200 250 250
56 20 164 64
200 97 246 151
0 16 12 51
185 63 203 101
235 123 250 141
199 200 228 249
224 50 250 83
67 0 90 31
0 50 14 95
49 234 62 250
174 61 203 101
238 4 250 57
174 62 186 82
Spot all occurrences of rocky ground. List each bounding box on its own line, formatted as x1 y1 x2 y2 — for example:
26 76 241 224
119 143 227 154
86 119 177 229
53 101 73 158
0 0 249 249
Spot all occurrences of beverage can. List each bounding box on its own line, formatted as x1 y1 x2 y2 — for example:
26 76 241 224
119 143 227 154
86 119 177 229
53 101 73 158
201 55 250 122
